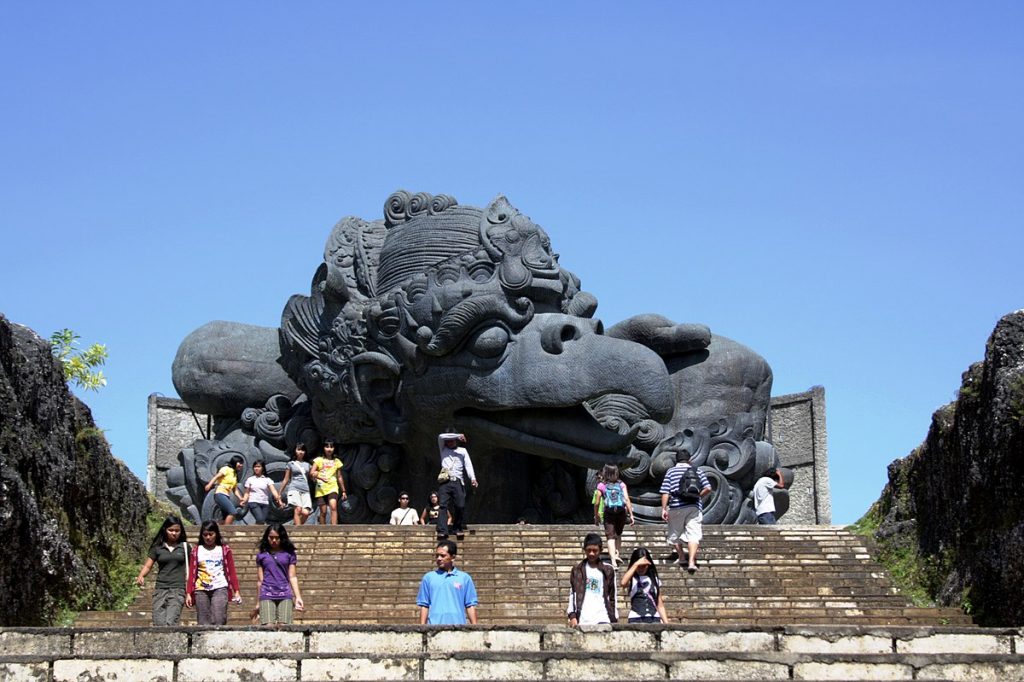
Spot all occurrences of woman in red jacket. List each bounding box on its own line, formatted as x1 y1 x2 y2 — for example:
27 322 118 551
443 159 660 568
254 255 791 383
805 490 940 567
185 520 241 625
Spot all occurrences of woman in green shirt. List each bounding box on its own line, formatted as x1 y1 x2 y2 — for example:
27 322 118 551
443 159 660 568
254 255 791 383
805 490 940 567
135 515 190 626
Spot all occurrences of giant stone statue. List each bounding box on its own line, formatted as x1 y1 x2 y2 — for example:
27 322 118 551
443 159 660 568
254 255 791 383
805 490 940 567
168 191 792 525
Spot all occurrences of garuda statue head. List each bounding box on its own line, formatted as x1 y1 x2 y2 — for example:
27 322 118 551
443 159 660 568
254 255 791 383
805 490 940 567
277 190 673 467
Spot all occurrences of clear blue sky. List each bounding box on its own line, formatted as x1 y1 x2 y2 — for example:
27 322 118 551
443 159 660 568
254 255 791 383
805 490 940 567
2 3 1021 524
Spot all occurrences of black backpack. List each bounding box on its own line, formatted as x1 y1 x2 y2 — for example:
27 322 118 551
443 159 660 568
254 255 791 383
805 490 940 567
676 465 703 502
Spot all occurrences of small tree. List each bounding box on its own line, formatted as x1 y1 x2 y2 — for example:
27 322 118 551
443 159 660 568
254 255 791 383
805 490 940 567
49 328 108 391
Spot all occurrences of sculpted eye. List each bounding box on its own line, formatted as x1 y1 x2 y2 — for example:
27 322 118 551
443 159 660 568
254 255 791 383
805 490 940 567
405 278 428 303
466 326 510 358
435 265 460 285
467 261 495 283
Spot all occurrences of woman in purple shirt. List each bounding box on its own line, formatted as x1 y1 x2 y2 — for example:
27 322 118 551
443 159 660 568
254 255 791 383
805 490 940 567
255 523 304 625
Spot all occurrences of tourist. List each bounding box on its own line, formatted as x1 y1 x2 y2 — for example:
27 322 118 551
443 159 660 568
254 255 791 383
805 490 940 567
436 432 477 540
660 449 712 574
186 520 241 625
591 470 605 526
390 491 421 525
239 460 284 525
567 532 617 626
204 455 245 525
619 547 669 623
310 439 348 525
135 515 189 626
420 491 451 527
593 464 634 565
280 442 313 526
416 539 478 624
753 467 786 525
255 523 304 625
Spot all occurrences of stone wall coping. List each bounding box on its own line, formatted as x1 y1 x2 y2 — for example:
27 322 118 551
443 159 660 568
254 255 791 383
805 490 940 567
150 395 189 408
6 632 1022 682
2 623 1015 635
770 386 824 405
3 651 1023 663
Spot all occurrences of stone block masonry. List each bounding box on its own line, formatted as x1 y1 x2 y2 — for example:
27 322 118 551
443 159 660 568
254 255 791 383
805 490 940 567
768 386 830 523
1 624 1021 681
148 394 209 495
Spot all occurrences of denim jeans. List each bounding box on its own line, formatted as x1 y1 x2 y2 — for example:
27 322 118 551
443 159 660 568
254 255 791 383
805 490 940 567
249 502 269 524
214 493 240 519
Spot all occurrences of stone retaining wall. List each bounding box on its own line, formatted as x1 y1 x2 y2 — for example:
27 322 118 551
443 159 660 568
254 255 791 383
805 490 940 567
3 624 1020 681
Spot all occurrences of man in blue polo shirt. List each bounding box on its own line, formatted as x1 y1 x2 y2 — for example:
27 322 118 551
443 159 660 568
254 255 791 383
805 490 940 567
417 539 479 624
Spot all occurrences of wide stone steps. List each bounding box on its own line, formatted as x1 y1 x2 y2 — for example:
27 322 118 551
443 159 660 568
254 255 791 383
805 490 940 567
74 524 971 627
3 625 1021 681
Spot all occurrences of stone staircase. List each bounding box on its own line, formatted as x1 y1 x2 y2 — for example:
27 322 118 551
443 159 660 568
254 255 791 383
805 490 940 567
6 526 1020 680
74 524 971 628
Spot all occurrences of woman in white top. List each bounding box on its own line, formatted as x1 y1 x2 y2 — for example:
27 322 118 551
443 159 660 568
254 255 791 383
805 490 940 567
239 460 284 525
185 521 241 625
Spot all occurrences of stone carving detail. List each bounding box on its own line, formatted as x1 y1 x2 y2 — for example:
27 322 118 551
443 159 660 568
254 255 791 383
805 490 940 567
586 398 791 524
169 190 791 524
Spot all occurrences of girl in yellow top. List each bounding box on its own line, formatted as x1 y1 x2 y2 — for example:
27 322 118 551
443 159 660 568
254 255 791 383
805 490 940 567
309 440 347 525
205 455 245 525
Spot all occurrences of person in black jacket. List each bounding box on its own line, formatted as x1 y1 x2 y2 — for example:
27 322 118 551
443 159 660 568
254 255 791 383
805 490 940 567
566 533 617 626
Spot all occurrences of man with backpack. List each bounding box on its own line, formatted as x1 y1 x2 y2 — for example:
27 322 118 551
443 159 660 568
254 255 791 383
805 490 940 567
593 464 634 565
659 449 711 574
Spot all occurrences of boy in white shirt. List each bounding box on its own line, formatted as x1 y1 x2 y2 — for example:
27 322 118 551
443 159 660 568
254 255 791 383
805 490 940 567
567 533 617 626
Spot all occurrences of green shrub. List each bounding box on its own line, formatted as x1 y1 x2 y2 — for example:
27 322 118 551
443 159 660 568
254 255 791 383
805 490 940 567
49 328 108 391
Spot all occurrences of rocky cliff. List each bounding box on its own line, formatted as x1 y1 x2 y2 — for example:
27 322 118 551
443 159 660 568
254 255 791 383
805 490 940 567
0 314 151 626
863 310 1024 626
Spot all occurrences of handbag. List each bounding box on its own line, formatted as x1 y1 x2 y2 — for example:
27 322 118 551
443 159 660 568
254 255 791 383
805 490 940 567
437 468 450 483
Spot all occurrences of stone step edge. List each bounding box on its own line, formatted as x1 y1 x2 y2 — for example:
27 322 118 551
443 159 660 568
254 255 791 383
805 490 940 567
4 625 1017 651
66 619 980 626
13 623 1008 631
2 647 1024 659
5 624 1012 636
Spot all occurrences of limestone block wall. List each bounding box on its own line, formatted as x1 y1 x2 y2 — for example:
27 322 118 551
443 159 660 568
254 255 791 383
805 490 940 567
148 387 830 524
1 625 1020 681
768 385 831 524
147 394 211 495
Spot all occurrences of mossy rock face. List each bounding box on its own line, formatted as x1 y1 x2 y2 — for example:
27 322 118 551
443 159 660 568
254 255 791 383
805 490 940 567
0 314 152 626
859 311 1024 626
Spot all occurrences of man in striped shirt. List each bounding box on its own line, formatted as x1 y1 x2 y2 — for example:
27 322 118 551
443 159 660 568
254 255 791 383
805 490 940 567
659 449 712 574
